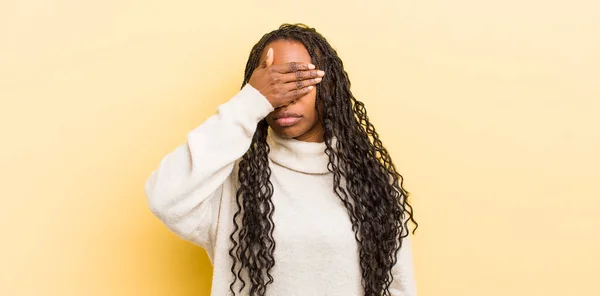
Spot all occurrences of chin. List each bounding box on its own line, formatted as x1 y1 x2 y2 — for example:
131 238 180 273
270 125 307 139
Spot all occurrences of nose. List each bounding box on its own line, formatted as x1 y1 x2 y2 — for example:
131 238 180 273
274 100 296 110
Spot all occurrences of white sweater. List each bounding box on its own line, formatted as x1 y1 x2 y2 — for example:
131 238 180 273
145 84 417 296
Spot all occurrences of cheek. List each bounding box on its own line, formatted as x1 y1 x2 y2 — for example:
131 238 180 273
264 113 274 126
301 94 318 119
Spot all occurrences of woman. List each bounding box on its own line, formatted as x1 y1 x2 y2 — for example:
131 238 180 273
145 23 418 296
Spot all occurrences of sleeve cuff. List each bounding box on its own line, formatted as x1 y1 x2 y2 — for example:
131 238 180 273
216 84 275 132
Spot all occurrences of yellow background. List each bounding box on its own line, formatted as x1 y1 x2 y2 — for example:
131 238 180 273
1 0 599 295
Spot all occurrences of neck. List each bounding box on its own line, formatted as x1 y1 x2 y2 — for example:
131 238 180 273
267 128 333 175
293 125 324 143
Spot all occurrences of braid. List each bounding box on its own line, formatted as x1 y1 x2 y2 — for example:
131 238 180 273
229 23 418 296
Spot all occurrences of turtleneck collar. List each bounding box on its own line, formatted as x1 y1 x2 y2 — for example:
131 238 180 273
266 128 332 175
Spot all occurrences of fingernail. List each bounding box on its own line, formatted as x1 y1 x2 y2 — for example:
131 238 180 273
315 77 322 82
308 64 316 69
317 70 325 76
308 86 314 90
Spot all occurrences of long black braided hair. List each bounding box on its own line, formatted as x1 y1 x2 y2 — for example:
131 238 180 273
228 23 418 296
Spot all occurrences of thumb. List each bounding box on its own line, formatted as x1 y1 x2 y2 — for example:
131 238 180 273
265 48 274 67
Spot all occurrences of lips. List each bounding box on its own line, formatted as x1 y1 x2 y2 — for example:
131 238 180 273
273 111 303 127
273 111 302 120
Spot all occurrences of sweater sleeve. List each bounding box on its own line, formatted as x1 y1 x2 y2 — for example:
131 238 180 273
389 234 418 296
145 84 274 249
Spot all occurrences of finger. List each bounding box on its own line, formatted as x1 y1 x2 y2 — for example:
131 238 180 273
261 48 273 68
284 77 322 91
271 62 316 73
284 86 314 101
265 48 274 68
279 70 325 83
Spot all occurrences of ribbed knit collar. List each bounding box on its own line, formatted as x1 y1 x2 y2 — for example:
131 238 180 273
266 128 332 175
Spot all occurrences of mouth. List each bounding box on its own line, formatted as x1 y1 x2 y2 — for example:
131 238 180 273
273 111 303 127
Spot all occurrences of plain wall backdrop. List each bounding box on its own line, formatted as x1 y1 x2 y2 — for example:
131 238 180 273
1 0 599 295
